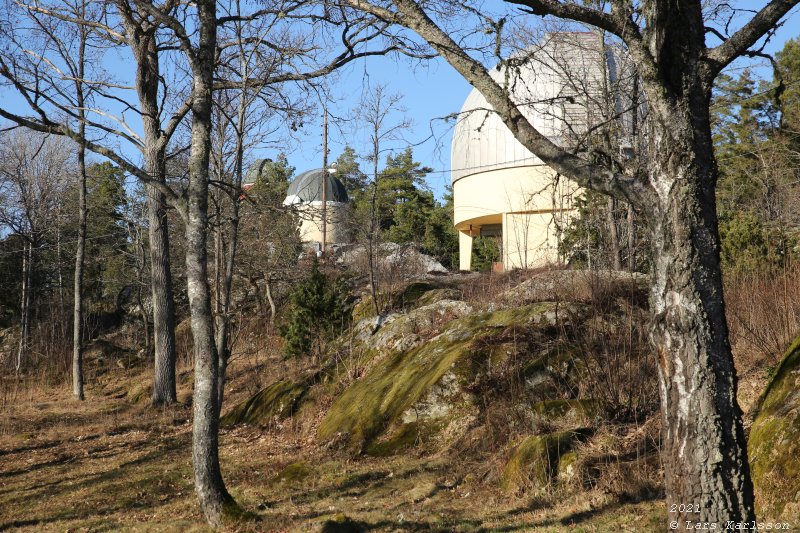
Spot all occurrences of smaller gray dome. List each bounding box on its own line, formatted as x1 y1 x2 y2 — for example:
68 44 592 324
244 159 271 185
284 168 348 205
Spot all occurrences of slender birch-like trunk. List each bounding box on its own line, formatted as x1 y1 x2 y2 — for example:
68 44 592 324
186 0 238 524
72 14 88 400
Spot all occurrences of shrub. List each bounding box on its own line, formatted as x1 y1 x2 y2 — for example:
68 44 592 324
280 260 350 360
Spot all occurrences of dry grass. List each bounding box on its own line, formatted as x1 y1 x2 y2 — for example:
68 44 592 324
0 327 667 532
19 266 797 532
724 265 800 418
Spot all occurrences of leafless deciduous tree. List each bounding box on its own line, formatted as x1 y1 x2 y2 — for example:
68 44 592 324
0 0 188 403
0 132 73 371
353 83 411 316
1 0 106 398
1 0 431 525
114 0 187 405
343 0 799 525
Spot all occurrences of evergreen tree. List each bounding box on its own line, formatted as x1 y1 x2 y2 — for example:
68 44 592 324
280 260 349 360
421 187 459 270
84 162 130 309
333 146 367 194
777 37 800 133
349 147 458 269
375 147 432 234
558 191 648 272
471 235 501 272
247 154 293 202
711 65 798 273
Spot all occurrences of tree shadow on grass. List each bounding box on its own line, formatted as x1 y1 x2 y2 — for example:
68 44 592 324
487 491 664 532
0 432 193 530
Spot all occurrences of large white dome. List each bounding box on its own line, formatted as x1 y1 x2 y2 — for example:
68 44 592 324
451 32 609 183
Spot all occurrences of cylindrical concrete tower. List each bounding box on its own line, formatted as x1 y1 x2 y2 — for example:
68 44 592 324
452 32 612 271
283 168 350 245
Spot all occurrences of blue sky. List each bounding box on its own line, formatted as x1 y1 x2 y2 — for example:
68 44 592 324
277 55 472 200
272 3 800 202
1 1 798 202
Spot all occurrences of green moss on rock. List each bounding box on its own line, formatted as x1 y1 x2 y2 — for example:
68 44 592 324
531 399 603 422
501 429 592 492
522 344 581 378
275 461 313 484
351 297 377 324
391 282 440 309
556 450 579 483
317 324 475 450
318 303 565 450
353 282 447 323
365 422 420 457
221 380 306 426
749 335 800 521
414 287 462 308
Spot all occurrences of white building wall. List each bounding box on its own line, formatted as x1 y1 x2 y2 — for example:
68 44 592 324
296 202 349 245
451 32 615 271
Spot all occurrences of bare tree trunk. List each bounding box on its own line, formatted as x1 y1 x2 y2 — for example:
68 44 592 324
73 124 87 400
215 30 248 408
215 226 237 408
626 204 635 271
131 212 151 355
650 112 753 525
368 149 380 316
187 0 237 524
17 240 31 373
149 184 177 404
215 198 239 408
56 222 64 317
264 278 275 323
606 197 622 270
72 24 88 401
126 18 178 405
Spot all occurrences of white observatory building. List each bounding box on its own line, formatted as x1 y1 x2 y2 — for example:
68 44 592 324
283 168 350 246
452 32 628 271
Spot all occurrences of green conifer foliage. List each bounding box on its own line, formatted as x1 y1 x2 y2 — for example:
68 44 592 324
280 260 349 360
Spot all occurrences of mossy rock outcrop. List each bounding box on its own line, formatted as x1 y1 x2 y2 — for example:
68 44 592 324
501 429 592 492
390 281 442 309
749 336 800 521
531 399 603 424
356 299 474 352
318 302 573 451
522 344 587 398
352 281 459 323
499 269 648 307
274 461 313 485
221 380 306 426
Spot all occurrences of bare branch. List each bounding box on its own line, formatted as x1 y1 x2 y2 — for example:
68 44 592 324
705 0 800 79
0 107 187 217
506 0 634 41
347 0 653 205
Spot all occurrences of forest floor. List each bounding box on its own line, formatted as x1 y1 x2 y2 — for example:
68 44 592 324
0 347 665 533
